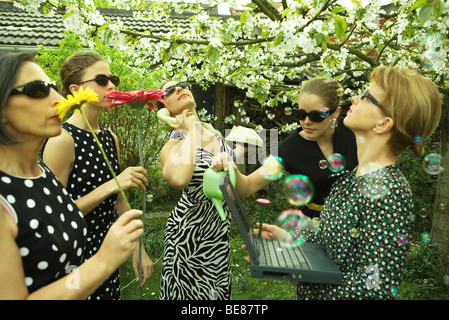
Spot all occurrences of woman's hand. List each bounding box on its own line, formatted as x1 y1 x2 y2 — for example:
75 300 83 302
112 166 148 193
242 223 291 262
96 210 144 269
211 152 237 172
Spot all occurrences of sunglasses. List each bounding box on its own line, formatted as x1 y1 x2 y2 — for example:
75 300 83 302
9 80 59 98
292 106 337 122
78 74 120 87
361 90 391 117
162 82 191 98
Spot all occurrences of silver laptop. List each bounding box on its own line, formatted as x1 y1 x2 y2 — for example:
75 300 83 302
219 174 342 285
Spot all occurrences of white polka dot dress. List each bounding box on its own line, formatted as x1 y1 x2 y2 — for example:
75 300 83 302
0 162 87 294
62 123 120 300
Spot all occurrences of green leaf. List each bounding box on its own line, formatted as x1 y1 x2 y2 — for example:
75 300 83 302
206 47 220 63
334 16 347 40
410 0 430 12
274 31 284 46
419 5 434 24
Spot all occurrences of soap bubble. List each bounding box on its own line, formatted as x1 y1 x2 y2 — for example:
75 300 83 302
285 174 314 206
420 231 431 243
419 208 427 218
320 108 330 118
318 159 328 169
330 118 338 128
358 165 389 200
209 288 218 300
284 107 292 116
422 153 443 175
261 155 285 181
276 211 306 248
327 153 345 172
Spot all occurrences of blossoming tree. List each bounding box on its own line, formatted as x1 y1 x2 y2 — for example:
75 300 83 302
16 0 449 270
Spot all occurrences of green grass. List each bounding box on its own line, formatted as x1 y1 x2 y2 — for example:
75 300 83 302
120 192 449 300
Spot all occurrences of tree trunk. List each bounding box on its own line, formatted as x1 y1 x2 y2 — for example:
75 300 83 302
431 93 449 273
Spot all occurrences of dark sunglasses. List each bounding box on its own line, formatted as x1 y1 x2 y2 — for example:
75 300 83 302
9 80 59 98
292 106 337 122
162 82 191 98
78 74 120 87
361 90 391 117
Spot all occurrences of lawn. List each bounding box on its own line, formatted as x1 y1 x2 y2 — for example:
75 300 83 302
119 198 449 300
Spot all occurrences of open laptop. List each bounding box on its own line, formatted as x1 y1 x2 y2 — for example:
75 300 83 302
219 174 342 285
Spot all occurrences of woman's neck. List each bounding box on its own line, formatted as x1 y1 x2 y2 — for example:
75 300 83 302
0 141 43 177
67 105 102 132
355 136 397 176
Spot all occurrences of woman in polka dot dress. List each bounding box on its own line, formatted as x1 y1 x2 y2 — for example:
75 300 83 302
254 66 442 299
42 52 153 299
0 52 143 299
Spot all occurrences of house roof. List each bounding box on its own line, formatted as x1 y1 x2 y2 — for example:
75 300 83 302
0 1 218 51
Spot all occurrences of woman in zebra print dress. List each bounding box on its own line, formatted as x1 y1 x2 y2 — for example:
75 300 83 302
159 81 232 300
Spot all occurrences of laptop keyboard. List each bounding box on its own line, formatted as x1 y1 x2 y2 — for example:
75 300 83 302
259 239 310 269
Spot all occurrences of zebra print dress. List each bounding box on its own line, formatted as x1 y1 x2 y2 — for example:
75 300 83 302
160 128 233 300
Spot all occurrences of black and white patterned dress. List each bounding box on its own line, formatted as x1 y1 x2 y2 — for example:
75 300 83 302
0 162 87 294
61 122 120 300
160 128 233 300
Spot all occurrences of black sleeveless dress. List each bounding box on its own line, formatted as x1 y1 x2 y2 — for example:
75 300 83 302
61 122 121 300
0 162 87 294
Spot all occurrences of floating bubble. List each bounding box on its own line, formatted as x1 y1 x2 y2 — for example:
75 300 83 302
420 231 431 243
327 153 345 172
320 108 330 118
209 288 218 300
358 162 382 176
398 234 407 244
278 209 304 228
261 155 285 181
277 227 306 248
330 118 338 128
285 174 314 206
413 136 422 144
350 227 360 238
358 165 390 200
318 159 328 169
390 286 400 299
422 153 443 175
357 135 366 144
419 208 427 218
284 106 292 116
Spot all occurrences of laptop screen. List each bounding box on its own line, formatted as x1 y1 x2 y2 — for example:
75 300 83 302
219 174 260 262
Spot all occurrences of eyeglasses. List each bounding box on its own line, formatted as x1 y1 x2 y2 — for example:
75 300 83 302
292 106 338 122
162 82 191 98
78 74 120 87
9 80 59 98
361 90 391 117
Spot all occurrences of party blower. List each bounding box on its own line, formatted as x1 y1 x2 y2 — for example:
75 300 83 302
203 163 236 221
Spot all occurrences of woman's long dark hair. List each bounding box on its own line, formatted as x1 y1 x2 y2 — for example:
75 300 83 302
0 52 35 145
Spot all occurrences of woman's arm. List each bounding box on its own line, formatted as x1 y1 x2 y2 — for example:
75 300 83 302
0 207 143 300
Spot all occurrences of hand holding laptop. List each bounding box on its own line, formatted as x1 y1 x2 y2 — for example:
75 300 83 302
242 222 291 261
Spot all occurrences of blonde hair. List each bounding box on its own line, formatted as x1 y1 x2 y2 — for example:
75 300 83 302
370 66 441 157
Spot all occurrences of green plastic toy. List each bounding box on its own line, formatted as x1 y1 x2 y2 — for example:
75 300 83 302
203 162 236 221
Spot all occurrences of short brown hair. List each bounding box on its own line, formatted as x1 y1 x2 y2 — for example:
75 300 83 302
59 51 105 97
299 77 344 110
370 66 441 157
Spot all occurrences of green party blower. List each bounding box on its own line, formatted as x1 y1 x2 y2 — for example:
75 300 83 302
203 162 236 221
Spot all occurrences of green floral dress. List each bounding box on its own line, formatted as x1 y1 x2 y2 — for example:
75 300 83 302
295 165 414 299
